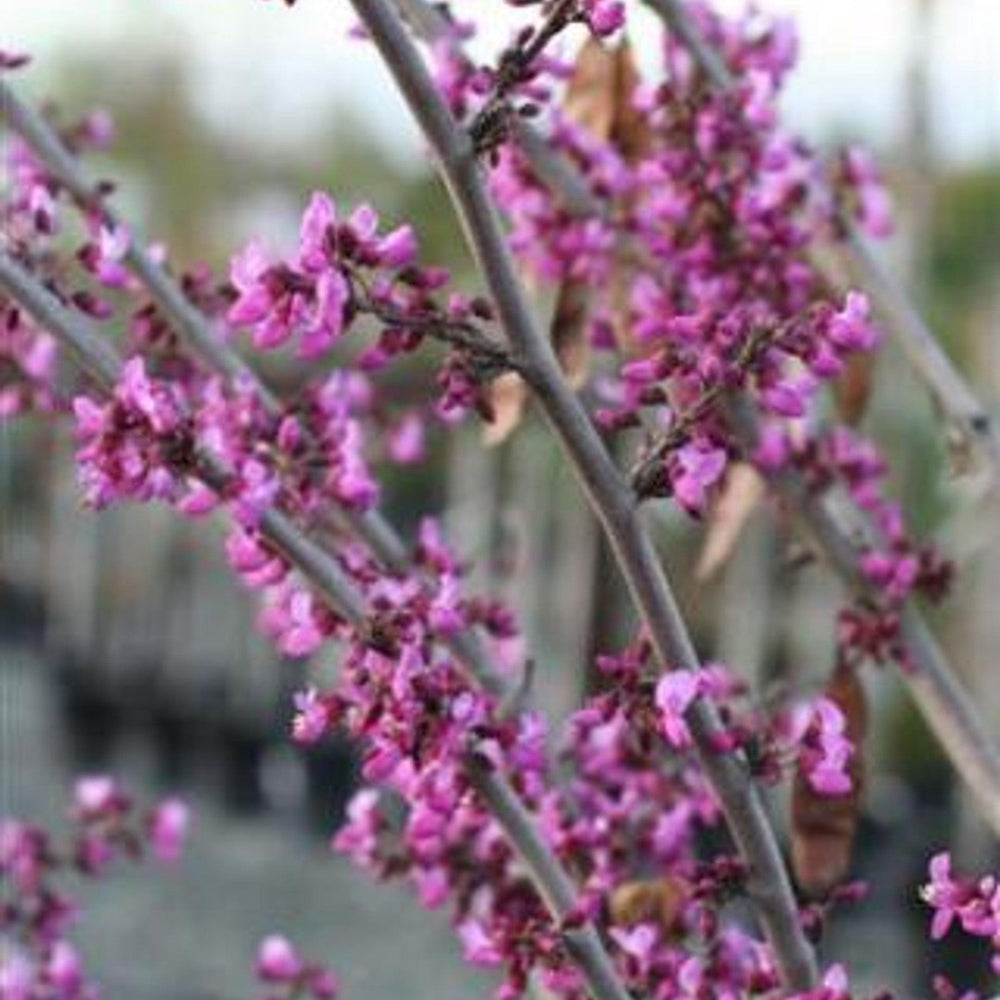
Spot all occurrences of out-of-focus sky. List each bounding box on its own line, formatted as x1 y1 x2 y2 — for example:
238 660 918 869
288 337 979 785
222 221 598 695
5 0 999 165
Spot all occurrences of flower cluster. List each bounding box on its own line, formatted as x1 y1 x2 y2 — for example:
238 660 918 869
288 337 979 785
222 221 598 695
73 357 190 507
0 99 118 417
253 935 339 1000
428 0 948 673
922 853 1000 976
2 4 994 999
0 777 189 1000
229 194 412 359
0 303 60 416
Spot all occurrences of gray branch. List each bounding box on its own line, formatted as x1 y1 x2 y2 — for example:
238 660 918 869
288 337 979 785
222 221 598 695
724 399 1000 834
0 78 508 698
389 0 1000 841
0 250 629 997
349 0 819 988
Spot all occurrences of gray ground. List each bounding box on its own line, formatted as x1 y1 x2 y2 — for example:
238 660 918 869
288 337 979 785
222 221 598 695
3 640 993 998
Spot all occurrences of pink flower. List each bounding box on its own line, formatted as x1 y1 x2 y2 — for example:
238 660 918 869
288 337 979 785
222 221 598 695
672 444 727 514
828 292 878 352
72 775 121 818
256 935 302 982
299 267 349 359
584 0 625 36
0 821 45 894
376 224 418 268
118 356 181 434
795 698 854 797
331 789 382 866
92 224 131 288
46 941 83 993
297 191 337 273
742 71 776 128
148 798 190 863
387 412 425 463
428 574 465 635
760 371 816 417
291 687 330 745
457 919 503 967
228 241 275 326
609 923 657 977
655 670 700 748
177 482 219 517
753 423 790 471
0 951 33 1000
308 968 340 999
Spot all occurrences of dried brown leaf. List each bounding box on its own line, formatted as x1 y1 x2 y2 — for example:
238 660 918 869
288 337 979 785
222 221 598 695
833 352 875 426
608 876 689 934
482 371 529 447
551 279 591 389
695 463 766 583
558 39 652 364
791 663 868 896
610 40 651 164
563 37 618 140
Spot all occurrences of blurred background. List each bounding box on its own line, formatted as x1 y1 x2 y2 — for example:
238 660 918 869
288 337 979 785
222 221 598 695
2 1 999 997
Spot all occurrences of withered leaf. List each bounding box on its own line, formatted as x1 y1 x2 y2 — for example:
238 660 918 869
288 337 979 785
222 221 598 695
695 463 766 583
482 371 529 447
609 39 650 163
561 37 653 360
563 36 619 141
832 352 875 426
791 663 868 897
551 279 591 389
608 875 689 934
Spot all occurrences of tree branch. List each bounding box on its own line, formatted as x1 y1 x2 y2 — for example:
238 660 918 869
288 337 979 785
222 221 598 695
348 0 819 988
388 0 1000 841
724 398 1000 835
0 78 511 696
0 250 632 1000
641 0 1000 477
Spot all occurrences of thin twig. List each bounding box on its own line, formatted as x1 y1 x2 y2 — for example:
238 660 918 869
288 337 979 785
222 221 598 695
390 0 1000 842
349 0 819 989
0 251 629 998
465 753 633 1000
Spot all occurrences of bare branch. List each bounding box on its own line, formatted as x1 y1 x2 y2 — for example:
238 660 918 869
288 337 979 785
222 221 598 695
349 0 819 988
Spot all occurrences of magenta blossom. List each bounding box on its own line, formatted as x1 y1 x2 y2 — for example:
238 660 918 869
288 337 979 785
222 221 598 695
147 798 190 864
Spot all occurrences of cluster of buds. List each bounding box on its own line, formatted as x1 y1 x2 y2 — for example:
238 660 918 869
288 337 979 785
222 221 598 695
1 777 188 1000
